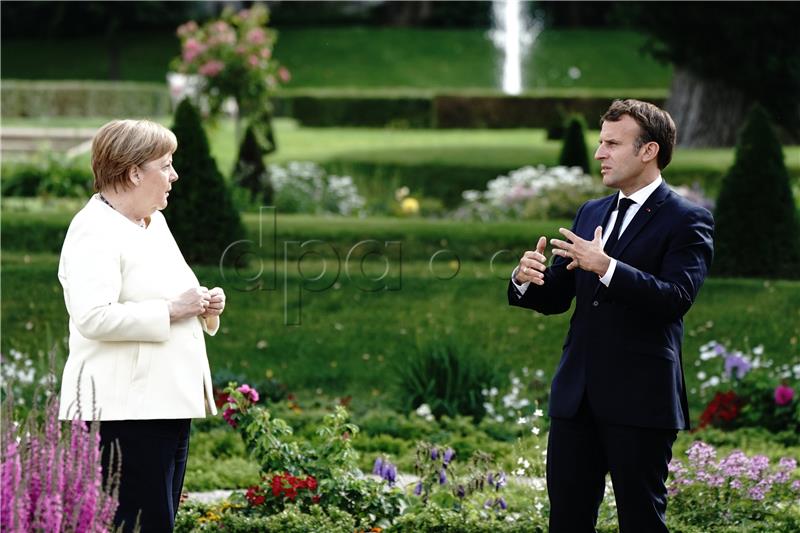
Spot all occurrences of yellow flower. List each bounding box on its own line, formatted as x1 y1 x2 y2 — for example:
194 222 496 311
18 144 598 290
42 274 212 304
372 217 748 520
401 197 420 215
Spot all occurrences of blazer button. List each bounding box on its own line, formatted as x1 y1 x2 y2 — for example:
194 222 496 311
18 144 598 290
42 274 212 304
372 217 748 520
592 300 599 307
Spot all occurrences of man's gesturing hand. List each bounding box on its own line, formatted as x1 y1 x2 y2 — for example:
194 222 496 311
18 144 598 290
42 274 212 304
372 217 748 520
550 226 611 276
515 236 548 285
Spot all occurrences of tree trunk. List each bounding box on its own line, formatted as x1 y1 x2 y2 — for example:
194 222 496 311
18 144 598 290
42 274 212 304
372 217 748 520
666 67 749 147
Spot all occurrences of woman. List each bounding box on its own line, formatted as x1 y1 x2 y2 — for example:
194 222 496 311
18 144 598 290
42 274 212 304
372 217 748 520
57 119 226 532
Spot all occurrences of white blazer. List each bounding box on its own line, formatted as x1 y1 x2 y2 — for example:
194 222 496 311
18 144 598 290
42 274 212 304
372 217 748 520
58 196 218 421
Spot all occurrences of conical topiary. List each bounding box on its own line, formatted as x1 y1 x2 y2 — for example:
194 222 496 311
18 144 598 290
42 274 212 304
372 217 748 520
233 114 276 204
713 104 800 278
165 98 245 265
558 114 591 174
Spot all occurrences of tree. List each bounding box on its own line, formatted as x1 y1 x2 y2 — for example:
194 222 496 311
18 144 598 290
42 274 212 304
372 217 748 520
713 104 800 278
558 114 591 174
621 3 800 147
166 98 245 266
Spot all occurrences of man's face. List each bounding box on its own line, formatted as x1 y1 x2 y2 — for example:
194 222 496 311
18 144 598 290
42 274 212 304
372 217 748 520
594 115 648 192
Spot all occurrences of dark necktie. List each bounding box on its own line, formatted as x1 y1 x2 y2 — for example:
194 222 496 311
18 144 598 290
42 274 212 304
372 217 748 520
604 198 636 253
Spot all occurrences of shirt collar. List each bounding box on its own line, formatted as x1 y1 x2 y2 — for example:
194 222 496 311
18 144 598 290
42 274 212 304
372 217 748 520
619 175 662 206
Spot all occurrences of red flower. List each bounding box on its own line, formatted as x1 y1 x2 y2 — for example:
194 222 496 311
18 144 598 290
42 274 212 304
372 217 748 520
699 390 740 429
306 476 318 491
312 494 321 504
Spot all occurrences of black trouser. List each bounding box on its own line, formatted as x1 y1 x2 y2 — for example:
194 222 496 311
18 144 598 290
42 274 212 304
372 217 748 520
546 395 678 533
100 419 191 533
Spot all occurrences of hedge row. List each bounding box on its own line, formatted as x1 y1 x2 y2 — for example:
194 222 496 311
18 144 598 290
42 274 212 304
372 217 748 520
1 80 666 129
281 91 667 128
1 80 172 118
1 211 564 263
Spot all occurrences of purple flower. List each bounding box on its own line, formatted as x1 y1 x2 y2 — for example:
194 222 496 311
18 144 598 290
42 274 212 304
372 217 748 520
384 463 397 486
723 354 751 379
484 498 493 509
687 441 717 468
487 473 494 486
430 448 439 461
778 457 798 472
439 468 447 485
774 385 794 406
372 457 384 476
497 497 507 510
495 471 507 489
413 481 423 496
455 484 465 498
443 448 455 465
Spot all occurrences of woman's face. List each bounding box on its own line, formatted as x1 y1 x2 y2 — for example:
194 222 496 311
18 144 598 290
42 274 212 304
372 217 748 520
137 152 178 213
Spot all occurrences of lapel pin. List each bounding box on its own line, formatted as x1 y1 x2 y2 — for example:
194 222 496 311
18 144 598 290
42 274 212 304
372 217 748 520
646 208 651 213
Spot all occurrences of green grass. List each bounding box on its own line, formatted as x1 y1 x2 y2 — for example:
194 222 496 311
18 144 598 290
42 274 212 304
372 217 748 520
2 28 670 89
3 250 798 419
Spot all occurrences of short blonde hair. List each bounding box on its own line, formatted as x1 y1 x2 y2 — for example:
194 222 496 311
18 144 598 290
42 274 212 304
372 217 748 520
91 119 177 192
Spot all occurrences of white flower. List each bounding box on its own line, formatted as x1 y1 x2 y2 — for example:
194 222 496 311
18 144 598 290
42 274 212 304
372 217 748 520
531 427 541 435
513 468 525 476
697 371 707 380
533 409 544 417
708 376 720 387
517 417 528 425
535 369 544 378
752 345 764 356
416 403 432 417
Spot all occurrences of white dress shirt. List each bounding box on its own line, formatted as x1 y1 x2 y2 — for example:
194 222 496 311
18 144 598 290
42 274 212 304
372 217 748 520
512 176 663 295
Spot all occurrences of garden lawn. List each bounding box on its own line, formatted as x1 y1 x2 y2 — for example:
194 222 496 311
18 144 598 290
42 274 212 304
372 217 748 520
3 250 798 417
2 28 670 89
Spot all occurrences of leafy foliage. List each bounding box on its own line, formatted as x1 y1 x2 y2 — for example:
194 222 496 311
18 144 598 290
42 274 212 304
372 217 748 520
396 337 500 421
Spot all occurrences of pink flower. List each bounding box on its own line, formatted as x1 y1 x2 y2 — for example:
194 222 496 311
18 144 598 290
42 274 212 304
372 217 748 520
278 67 291 82
177 21 198 38
246 28 266 45
260 48 272 59
182 38 205 63
199 60 224 77
248 55 259 68
774 385 794 406
236 384 260 403
222 408 237 428
211 21 230 34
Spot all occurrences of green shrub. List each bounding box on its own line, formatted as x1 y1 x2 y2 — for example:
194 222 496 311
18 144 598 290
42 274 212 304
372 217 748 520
175 502 357 533
558 114 590 173
395 337 501 421
166 99 245 265
0 80 169 118
434 94 666 129
713 104 800 278
1 154 93 198
290 93 432 128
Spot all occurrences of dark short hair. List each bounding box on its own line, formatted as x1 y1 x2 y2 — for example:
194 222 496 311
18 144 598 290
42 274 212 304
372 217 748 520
600 99 676 169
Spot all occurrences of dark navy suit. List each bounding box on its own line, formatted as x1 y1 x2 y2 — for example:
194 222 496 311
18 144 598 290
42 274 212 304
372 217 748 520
509 180 714 532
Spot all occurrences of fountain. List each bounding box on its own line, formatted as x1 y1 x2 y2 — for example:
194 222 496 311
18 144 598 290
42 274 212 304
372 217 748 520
489 0 542 95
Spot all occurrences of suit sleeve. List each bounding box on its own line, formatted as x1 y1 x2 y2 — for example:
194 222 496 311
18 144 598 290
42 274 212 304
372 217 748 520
507 203 584 315
60 221 171 342
605 206 714 322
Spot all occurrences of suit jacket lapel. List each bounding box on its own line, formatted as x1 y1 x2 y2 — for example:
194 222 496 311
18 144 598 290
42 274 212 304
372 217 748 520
608 180 670 258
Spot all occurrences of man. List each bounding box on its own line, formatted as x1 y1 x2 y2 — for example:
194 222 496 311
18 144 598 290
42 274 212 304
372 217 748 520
509 99 714 532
